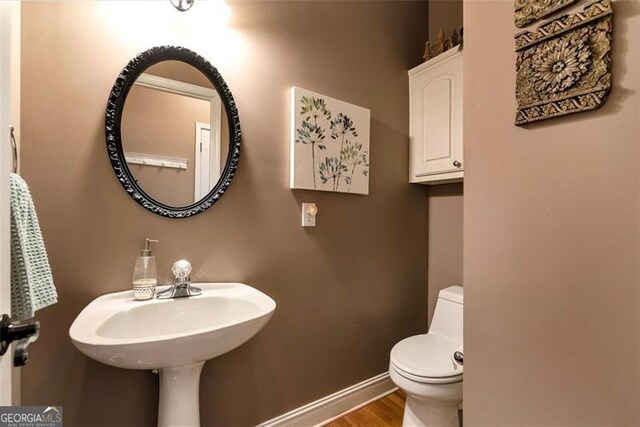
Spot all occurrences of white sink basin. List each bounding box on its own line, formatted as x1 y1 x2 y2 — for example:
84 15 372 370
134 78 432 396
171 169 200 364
70 283 275 369
69 283 276 426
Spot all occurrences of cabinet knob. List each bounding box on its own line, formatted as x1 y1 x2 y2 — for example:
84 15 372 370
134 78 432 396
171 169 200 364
453 160 462 168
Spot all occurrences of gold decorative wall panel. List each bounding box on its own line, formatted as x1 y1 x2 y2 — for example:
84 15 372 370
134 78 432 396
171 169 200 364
514 0 579 28
515 0 612 125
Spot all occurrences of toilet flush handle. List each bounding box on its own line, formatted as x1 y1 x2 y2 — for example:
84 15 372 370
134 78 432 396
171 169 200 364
453 351 464 365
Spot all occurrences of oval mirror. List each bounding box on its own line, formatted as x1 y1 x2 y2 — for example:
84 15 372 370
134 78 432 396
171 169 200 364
105 46 241 218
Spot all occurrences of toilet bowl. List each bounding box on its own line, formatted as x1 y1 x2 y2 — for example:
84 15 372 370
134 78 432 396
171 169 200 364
389 286 463 427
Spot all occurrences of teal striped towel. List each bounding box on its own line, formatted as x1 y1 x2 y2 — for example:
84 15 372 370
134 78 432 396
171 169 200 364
10 173 57 320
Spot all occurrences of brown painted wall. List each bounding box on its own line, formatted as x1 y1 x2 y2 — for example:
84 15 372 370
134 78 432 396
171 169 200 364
428 0 463 46
427 184 463 326
20 1 429 426
464 0 640 425
426 0 463 326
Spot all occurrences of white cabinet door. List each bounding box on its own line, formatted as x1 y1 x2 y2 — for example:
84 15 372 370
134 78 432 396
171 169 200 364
409 48 463 183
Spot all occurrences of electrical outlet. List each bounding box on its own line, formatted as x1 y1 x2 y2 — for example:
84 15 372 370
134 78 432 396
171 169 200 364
302 203 318 227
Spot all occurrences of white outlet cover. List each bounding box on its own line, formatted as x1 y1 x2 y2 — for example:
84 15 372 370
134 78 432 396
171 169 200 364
302 203 317 227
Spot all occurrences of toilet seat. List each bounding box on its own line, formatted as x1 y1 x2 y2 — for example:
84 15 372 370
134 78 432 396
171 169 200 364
390 333 462 385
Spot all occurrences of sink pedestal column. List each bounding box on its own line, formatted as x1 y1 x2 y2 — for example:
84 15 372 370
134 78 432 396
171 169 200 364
158 362 205 427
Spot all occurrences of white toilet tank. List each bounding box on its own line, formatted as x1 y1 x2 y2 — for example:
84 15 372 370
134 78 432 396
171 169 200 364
429 286 463 344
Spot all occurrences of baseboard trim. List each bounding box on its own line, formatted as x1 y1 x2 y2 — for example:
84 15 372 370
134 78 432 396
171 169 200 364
257 372 397 427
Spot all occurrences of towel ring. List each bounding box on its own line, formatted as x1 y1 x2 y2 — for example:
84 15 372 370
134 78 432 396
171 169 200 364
9 126 17 174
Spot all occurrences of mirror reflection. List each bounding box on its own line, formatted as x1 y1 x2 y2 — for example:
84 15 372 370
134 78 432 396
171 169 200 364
121 60 229 207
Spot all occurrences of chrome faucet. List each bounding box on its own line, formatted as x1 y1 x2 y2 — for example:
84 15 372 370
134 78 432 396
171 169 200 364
156 260 202 299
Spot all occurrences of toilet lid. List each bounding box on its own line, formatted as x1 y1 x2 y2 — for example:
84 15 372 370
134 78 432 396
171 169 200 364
390 333 463 380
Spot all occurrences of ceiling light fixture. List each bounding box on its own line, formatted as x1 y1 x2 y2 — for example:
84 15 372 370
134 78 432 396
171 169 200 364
170 0 195 12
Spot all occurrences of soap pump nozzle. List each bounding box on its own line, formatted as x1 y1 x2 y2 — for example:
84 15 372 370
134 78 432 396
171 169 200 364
141 238 159 257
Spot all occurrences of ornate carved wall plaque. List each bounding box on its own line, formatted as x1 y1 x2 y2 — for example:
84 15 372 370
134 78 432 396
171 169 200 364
515 0 579 28
515 0 612 125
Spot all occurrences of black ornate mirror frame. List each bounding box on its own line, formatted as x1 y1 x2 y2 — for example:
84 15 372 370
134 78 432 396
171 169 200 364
105 46 241 218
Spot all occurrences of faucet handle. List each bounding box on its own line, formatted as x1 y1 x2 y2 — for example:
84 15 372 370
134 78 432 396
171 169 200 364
171 260 192 279
157 259 201 299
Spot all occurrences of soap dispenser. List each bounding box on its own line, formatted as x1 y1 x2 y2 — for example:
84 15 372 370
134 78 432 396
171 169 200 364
132 238 159 300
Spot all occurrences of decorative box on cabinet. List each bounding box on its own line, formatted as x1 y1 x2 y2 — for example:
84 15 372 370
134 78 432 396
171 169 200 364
409 47 463 184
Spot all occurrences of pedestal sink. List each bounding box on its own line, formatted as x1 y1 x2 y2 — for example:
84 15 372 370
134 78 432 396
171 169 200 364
69 283 276 427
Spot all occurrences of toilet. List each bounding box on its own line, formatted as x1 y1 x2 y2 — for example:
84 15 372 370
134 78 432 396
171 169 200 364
389 286 463 427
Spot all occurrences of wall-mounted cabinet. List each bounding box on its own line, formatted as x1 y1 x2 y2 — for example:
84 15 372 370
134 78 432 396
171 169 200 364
409 47 463 184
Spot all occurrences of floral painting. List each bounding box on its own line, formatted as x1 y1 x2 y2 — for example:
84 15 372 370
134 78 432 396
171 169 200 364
290 87 370 195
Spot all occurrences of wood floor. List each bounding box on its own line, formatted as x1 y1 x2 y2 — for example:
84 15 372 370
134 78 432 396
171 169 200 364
325 390 406 427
